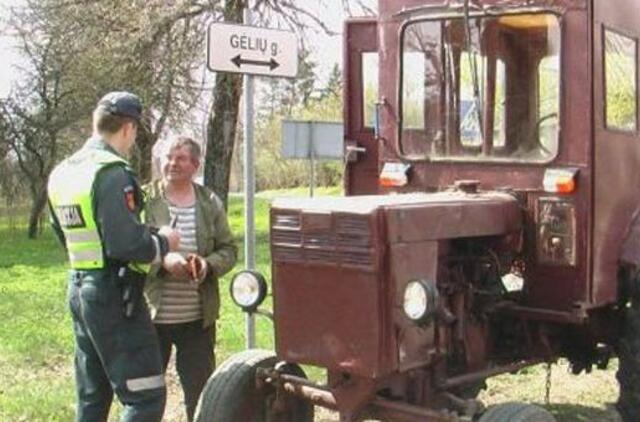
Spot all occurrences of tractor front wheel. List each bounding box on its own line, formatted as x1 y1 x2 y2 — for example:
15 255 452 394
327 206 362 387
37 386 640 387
194 349 314 422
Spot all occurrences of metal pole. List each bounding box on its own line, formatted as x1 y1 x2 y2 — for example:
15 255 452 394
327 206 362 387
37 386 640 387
243 2 256 349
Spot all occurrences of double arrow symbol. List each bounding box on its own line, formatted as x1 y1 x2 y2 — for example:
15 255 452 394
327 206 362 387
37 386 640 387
231 54 280 71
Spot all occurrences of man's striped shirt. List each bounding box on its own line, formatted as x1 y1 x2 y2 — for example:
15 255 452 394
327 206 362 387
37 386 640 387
154 204 203 324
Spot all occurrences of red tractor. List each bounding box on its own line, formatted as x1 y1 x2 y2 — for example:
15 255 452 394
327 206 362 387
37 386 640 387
196 1 640 421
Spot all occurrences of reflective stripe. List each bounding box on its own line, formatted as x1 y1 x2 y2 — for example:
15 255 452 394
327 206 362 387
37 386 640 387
69 249 103 263
126 374 165 392
65 231 101 243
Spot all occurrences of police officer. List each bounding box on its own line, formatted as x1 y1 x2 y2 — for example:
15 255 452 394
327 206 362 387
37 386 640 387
48 91 180 422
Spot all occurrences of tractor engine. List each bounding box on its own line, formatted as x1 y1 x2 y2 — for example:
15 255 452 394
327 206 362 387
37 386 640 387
270 187 523 412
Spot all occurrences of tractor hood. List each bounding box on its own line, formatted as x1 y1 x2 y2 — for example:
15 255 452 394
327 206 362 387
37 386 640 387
270 191 522 377
272 191 522 243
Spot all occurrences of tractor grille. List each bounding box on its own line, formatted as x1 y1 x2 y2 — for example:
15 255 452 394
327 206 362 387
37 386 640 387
271 211 376 271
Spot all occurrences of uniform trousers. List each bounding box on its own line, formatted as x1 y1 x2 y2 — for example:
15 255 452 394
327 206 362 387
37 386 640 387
68 270 166 422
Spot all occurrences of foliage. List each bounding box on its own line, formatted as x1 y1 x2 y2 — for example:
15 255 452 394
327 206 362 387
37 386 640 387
605 47 637 131
1 0 223 238
254 64 344 191
0 0 88 238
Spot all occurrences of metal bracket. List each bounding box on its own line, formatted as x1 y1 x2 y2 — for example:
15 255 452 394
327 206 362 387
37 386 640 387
345 142 366 163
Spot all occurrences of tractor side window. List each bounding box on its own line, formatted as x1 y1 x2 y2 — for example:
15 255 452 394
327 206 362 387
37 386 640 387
604 29 637 132
362 52 379 128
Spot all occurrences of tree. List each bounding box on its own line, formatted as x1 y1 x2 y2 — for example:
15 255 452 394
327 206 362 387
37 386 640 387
204 0 244 208
2 0 216 236
319 63 342 101
257 48 317 121
1 1 81 238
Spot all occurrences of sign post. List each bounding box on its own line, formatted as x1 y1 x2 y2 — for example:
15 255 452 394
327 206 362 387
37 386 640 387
208 15 298 349
242 6 256 350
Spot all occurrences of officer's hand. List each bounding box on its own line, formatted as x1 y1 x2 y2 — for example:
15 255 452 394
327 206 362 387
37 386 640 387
158 226 181 251
162 252 189 278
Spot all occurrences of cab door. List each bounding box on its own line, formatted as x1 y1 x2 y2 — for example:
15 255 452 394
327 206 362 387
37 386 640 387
344 19 379 195
592 0 640 305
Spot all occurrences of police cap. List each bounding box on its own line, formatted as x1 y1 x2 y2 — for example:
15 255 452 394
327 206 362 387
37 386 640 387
97 91 142 122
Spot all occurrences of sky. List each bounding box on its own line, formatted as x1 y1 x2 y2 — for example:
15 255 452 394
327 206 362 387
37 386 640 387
0 1 377 99
0 0 22 98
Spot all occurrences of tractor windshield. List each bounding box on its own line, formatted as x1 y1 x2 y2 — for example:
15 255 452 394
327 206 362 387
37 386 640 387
400 13 561 162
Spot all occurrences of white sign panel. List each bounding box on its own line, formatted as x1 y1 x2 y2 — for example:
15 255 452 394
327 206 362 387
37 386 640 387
282 120 344 160
207 23 298 78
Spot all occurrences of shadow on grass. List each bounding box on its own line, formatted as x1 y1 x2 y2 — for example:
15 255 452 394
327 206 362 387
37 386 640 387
541 402 620 421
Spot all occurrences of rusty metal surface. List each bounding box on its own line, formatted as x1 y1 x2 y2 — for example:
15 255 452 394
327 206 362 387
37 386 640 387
272 192 521 378
439 358 546 390
344 19 380 196
384 192 522 242
390 241 440 372
371 0 598 311
592 0 640 305
369 397 458 421
273 263 386 377
282 382 338 410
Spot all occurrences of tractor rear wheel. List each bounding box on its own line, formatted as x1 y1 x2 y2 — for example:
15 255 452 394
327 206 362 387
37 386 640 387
194 349 314 422
616 306 640 422
477 402 555 422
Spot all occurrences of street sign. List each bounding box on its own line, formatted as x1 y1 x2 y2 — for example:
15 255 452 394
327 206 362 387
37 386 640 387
282 120 344 159
207 23 298 78
281 120 344 197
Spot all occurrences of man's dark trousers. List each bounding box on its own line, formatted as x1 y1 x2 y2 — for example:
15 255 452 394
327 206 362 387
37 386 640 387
155 320 214 421
68 269 166 421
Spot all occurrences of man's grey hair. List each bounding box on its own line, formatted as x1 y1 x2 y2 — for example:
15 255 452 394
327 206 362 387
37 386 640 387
169 136 201 162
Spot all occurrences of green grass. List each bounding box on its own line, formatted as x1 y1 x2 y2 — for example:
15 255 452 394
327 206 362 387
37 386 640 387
0 227 75 421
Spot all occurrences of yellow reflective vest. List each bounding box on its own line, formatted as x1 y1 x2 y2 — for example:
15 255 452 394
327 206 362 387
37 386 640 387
49 147 132 270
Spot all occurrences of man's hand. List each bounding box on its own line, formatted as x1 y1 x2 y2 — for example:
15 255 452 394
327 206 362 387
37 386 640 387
158 226 180 251
162 252 189 278
187 254 208 283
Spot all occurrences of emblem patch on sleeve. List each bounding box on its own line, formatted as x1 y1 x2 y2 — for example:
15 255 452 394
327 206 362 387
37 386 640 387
124 186 136 212
56 205 86 228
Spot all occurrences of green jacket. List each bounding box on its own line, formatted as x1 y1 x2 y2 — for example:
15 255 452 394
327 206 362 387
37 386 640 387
143 180 237 328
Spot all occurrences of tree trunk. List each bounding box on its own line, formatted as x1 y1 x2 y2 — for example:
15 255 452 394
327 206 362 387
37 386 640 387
203 0 244 209
27 183 48 239
132 124 155 183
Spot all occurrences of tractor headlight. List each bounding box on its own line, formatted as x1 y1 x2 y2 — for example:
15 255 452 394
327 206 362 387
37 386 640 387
230 270 267 312
403 280 438 323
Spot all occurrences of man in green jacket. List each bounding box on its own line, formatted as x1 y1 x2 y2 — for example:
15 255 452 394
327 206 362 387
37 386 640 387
144 135 237 421
48 91 181 421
